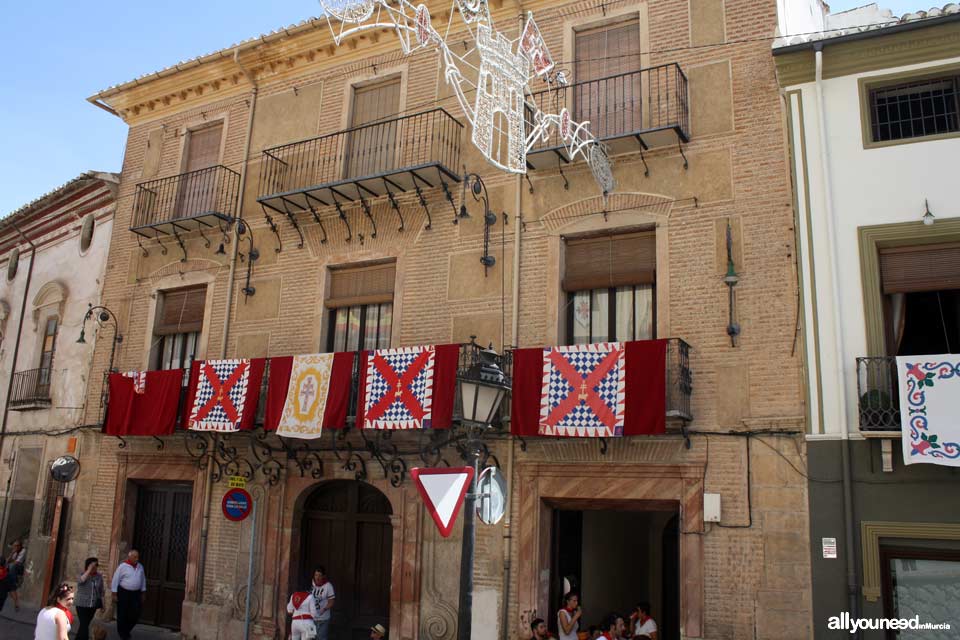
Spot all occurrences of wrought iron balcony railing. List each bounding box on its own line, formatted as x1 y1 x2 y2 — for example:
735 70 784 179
10 367 53 410
131 165 240 235
856 356 901 431
257 108 463 215
667 338 693 421
527 63 689 170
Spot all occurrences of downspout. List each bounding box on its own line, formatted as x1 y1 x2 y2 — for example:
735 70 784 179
196 49 259 605
0 225 37 539
814 43 859 628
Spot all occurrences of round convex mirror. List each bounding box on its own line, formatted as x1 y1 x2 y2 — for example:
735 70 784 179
50 455 80 483
476 466 507 525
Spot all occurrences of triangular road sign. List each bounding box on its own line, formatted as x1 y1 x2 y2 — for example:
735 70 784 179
411 466 474 538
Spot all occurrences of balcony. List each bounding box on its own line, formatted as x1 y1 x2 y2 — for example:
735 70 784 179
526 63 690 171
856 356 901 431
666 338 693 421
257 108 463 215
10 368 52 410
131 165 240 237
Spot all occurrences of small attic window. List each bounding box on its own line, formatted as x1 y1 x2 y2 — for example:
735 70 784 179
79 214 95 254
6 248 19 282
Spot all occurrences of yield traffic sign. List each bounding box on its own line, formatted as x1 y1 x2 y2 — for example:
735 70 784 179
411 466 474 538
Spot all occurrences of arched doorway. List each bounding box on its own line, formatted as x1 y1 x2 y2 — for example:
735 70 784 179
298 481 393 640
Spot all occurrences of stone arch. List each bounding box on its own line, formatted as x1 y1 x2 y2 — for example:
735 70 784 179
539 191 674 235
31 280 69 329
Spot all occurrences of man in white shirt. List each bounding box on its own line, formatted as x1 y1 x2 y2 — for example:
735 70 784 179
111 550 147 640
310 566 335 640
286 589 320 640
631 602 658 639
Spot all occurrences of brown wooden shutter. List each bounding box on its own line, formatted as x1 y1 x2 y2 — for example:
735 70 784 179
347 79 402 178
574 20 641 138
563 232 656 291
351 79 401 127
185 122 223 172
325 262 396 308
155 286 207 335
880 243 960 293
574 19 641 82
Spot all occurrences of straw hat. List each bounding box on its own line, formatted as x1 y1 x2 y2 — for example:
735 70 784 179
371 623 387 636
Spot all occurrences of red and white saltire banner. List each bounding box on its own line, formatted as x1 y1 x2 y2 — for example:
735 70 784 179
263 352 355 437
122 371 147 395
538 342 626 437
105 369 184 437
511 340 668 438
357 344 461 430
185 359 266 432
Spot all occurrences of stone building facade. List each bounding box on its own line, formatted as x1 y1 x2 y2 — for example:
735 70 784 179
0 171 118 605
70 0 811 637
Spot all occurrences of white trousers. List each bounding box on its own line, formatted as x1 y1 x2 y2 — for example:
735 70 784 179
291 619 317 640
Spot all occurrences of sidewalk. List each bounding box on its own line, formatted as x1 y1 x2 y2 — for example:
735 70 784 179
0 601 181 640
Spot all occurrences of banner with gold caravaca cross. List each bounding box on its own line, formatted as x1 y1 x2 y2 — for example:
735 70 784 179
358 345 461 430
897 355 960 467
263 352 355 438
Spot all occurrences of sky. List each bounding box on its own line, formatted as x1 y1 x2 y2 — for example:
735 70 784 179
0 0 937 216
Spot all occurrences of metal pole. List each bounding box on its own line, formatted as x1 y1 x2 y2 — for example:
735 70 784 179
457 447 479 640
243 499 258 640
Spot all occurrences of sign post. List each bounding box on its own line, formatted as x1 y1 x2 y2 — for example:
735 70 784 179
243 499 258 640
221 485 256 640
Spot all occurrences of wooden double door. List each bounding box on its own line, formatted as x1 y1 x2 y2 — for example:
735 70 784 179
299 481 393 640
132 483 192 629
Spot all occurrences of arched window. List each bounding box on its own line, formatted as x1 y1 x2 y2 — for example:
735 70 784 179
79 214 95 254
6 247 19 282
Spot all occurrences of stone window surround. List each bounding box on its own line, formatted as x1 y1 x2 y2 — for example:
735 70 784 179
338 64 409 136
140 271 216 370
858 217 960 357
860 520 960 602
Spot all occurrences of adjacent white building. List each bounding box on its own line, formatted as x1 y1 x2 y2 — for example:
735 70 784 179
0 172 118 605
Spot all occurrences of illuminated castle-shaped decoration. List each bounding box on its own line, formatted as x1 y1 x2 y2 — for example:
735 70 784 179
473 23 529 172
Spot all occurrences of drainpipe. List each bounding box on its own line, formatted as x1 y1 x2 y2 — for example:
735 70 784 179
0 225 37 540
196 51 259 605
814 43 859 629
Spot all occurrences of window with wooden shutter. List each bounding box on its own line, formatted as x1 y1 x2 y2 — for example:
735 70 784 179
879 243 960 293
564 232 656 344
326 262 395 351
177 122 224 217
574 19 642 139
346 79 401 178
155 286 207 334
184 122 223 172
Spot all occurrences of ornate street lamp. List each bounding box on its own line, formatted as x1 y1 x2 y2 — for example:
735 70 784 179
455 341 510 640
77 304 123 372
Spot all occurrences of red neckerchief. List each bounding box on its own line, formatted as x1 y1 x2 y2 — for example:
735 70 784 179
55 604 74 625
291 592 309 610
563 606 577 614
638 614 651 626
599 633 613 640
313 578 328 588
125 559 138 568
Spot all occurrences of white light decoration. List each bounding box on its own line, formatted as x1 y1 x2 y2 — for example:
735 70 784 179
317 0 616 194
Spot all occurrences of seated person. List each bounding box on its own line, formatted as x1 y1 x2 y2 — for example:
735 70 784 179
598 613 625 640
629 602 658 640
530 617 554 640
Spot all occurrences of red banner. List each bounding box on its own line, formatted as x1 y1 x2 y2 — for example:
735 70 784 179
105 369 185 437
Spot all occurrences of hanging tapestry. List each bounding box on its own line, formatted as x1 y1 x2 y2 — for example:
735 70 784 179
897 355 960 467
186 359 264 432
539 342 625 437
512 340 667 437
362 345 436 430
122 371 147 394
105 369 184 437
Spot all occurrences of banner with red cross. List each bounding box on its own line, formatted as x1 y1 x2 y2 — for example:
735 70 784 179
539 342 626 437
511 340 667 438
358 344 461 430
185 358 266 432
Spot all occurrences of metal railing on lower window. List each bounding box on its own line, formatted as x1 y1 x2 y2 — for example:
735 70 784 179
856 356 901 431
10 367 53 407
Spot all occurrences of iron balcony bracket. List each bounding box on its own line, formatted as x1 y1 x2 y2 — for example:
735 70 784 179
304 194 329 244
136 235 149 257
331 193 353 242
524 173 535 194
638 146 650 177
383 179 405 232
678 139 689 170
197 224 211 248
359 194 377 238
152 436 165 451
278 198 305 249
153 229 169 256
556 158 570 190
259 204 283 254
171 227 188 262
440 178 458 224
413 183 432 230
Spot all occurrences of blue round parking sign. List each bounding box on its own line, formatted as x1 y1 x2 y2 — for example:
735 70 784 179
222 488 253 522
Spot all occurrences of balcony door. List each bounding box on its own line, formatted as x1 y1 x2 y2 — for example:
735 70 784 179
574 19 642 139
175 122 223 218
345 79 401 179
37 315 58 395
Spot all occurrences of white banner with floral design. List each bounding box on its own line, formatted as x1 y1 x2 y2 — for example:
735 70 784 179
897 355 960 467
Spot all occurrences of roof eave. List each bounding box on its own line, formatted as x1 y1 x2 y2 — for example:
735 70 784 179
773 10 960 54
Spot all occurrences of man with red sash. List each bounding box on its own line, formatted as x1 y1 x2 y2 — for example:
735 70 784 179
286 589 319 640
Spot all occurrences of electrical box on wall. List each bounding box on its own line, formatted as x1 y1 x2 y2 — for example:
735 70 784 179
704 493 722 522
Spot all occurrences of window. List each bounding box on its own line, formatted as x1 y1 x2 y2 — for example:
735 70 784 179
38 316 58 391
152 285 206 370
868 74 959 143
346 78 401 178
177 121 224 216
326 262 395 351
79 213 95 253
38 476 66 536
564 232 656 344
574 19 642 139
6 247 19 281
880 546 960 637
